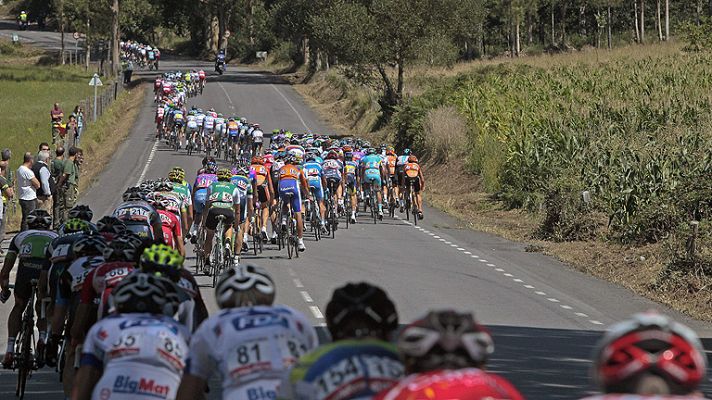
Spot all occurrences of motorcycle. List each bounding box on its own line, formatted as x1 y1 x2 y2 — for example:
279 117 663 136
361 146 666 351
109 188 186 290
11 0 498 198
215 60 225 75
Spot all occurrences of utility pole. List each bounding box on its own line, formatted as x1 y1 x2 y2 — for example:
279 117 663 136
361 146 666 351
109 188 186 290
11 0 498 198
111 0 120 76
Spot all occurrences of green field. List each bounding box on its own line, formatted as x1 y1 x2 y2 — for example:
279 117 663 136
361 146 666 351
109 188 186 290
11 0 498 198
1 41 98 172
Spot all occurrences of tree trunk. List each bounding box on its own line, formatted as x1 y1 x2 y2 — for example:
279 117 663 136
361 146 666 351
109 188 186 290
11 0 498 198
640 0 645 43
607 6 612 49
111 0 119 75
85 15 90 70
396 57 404 103
376 64 396 111
515 18 521 56
551 3 556 46
656 0 663 41
696 0 702 25
634 0 640 42
247 0 255 45
527 12 534 44
579 4 587 36
58 0 64 64
561 2 568 45
478 21 484 56
664 0 669 40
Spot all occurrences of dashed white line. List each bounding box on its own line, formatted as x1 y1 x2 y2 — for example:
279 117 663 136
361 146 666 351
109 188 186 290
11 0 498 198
464 251 472 255
547 298 560 303
450 244 458 248
589 320 604 325
523 285 535 289
575 312 589 318
218 82 235 109
433 235 441 239
457 247 465 251
439 238 446 242
288 268 297 277
478 259 488 263
300 291 313 303
503 273 513 277
535 291 547 296
444 241 452 244
470 255 479 258
293 279 304 288
513 278 523 282
309 306 324 319
487 263 496 267
495 268 505 272
271 84 312 132
428 233 436 236
135 141 159 185
560 305 573 310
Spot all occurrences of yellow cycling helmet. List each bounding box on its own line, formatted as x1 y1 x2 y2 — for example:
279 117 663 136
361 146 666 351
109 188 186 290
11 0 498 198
217 168 232 181
139 244 184 282
168 169 181 183
172 166 186 181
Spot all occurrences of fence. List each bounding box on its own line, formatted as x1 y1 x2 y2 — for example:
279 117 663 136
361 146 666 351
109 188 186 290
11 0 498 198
59 80 123 149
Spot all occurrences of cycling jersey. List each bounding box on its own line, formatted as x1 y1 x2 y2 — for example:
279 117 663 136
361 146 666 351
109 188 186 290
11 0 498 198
251 164 270 187
196 113 206 127
185 305 317 400
80 261 135 319
286 145 305 159
186 115 198 130
81 313 190 400
207 181 241 210
322 159 343 181
8 230 57 299
385 155 397 175
113 201 164 243
228 121 239 136
172 184 192 208
375 369 524 400
198 70 206 80
361 155 383 187
303 161 324 202
252 129 264 143
158 209 182 250
203 116 215 131
396 155 409 167
404 162 420 179
281 339 404 400
230 174 254 222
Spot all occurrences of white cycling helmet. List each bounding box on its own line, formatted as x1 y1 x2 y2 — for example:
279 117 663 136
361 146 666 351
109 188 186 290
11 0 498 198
215 265 276 309
111 272 180 316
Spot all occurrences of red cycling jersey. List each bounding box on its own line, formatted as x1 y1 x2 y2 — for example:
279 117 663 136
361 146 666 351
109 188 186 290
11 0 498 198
158 209 182 250
375 369 524 400
580 396 705 400
80 261 135 318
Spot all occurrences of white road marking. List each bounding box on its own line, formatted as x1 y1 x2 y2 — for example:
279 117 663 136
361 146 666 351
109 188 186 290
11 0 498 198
495 268 505 272
444 241 452 244
457 247 465 251
470 255 479 258
575 312 589 317
589 320 604 325
535 291 547 296
523 285 535 289
463 251 472 255
293 279 304 288
300 291 313 303
310 306 324 319
513 278 523 282
288 268 296 277
560 305 573 310
272 84 312 132
428 233 435 236
478 259 488 263
218 82 235 109
439 238 446 242
433 236 440 239
547 298 560 303
503 273 513 277
450 244 458 248
487 263 495 267
136 140 159 185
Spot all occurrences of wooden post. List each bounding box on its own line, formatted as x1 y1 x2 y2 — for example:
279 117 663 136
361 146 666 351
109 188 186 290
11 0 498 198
686 220 700 260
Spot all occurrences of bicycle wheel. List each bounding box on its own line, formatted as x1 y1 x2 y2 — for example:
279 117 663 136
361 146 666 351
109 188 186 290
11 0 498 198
286 215 294 260
211 226 223 288
252 227 258 255
16 321 32 398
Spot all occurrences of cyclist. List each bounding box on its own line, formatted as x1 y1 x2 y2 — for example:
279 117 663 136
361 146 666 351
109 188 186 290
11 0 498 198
202 168 241 269
250 155 273 242
190 160 218 240
360 148 386 219
96 215 127 242
169 167 193 229
185 110 199 149
176 265 318 400
138 244 208 332
72 273 187 400
384 146 398 211
230 166 254 254
252 123 264 154
281 282 404 399
0 210 57 368
395 149 410 211
375 310 523 400
303 153 327 231
403 155 425 220
278 155 311 252
149 193 186 256
322 150 344 214
343 149 360 224
113 187 164 243
582 312 707 399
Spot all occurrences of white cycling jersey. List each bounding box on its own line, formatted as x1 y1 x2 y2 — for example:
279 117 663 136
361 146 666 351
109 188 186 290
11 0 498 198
186 115 198 130
203 115 215 130
252 129 264 143
68 256 105 293
185 305 318 400
81 313 190 400
195 113 206 126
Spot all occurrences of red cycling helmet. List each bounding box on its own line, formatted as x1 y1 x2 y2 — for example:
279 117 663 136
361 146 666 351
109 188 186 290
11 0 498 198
408 155 418 163
593 312 707 395
326 151 339 160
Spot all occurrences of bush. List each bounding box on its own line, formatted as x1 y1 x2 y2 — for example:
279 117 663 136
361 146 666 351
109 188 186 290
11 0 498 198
535 175 601 242
421 106 467 164
271 41 299 65
416 33 459 68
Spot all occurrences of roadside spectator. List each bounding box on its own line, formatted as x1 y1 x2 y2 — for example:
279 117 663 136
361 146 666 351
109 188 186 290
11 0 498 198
35 142 50 163
66 115 78 147
17 152 39 231
0 172 13 255
50 103 64 122
56 147 82 224
123 59 134 84
33 151 53 212
0 148 10 178
72 106 85 146
51 147 65 228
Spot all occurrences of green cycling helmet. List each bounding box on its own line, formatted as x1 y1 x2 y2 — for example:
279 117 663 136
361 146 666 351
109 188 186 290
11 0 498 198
139 244 184 282
62 218 92 235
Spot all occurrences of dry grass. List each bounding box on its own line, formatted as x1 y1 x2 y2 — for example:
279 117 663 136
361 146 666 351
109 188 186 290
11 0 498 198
422 106 468 164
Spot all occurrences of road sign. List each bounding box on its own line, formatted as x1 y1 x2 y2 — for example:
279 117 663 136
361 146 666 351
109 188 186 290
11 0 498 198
11 33 18 44
73 32 80 40
225 30 231 38
256 51 268 60
88 74 103 86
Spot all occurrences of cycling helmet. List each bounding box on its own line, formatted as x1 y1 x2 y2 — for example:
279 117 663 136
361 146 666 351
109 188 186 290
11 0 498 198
156 180 174 192
216 168 232 181
104 232 144 262
96 216 127 236
325 282 399 341
68 204 94 222
386 146 396 155
72 234 109 258
408 155 419 163
403 148 411 155
342 145 353 153
398 310 494 373
305 153 317 162
26 209 52 230
251 156 264 165
111 273 180 316
215 265 276 309
237 166 250 176
62 218 92 235
139 244 184 282
206 160 218 174
592 312 707 395
325 151 338 160
123 187 145 202
168 169 182 183
366 147 377 155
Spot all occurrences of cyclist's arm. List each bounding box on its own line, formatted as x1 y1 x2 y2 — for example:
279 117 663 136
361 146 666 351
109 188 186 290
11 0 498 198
174 219 186 257
0 251 17 291
72 364 102 400
418 169 425 190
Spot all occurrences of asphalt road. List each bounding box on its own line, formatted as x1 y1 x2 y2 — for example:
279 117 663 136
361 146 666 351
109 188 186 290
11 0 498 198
1 25 712 400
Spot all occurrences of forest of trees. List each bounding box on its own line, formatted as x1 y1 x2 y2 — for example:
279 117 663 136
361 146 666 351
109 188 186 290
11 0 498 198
11 0 712 108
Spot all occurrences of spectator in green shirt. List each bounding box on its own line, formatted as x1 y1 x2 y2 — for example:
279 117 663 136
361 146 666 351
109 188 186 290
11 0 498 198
56 147 83 225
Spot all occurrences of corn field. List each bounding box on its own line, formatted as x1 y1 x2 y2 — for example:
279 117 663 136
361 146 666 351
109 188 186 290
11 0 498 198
399 51 712 243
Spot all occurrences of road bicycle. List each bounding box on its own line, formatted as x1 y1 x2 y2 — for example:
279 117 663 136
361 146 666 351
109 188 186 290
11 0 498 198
306 188 321 241
210 214 232 287
344 184 354 229
405 179 419 226
279 194 299 259
367 178 379 224
250 216 263 255
387 182 397 218
9 279 40 399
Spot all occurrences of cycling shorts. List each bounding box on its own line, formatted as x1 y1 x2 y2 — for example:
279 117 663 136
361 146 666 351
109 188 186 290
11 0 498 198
364 170 381 188
406 176 421 193
389 175 398 187
14 264 41 300
194 189 208 214
256 185 269 204
89 365 181 400
205 207 234 230
346 175 357 190
239 196 248 224
308 180 324 202
279 180 302 213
